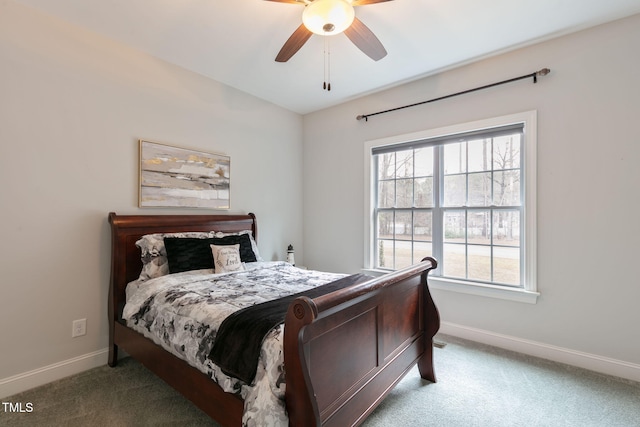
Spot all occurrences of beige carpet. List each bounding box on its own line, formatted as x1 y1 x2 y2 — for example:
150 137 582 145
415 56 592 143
2 335 639 426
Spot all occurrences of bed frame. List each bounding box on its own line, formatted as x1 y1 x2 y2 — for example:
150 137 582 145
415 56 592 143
108 212 439 427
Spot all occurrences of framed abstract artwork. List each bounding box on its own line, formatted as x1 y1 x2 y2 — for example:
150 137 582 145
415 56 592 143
139 140 230 209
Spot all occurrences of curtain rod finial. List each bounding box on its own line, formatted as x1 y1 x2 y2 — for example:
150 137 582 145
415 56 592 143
356 115 367 121
537 68 551 76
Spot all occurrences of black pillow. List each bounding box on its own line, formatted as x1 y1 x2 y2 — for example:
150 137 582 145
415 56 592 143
164 234 257 274
164 237 214 274
210 234 257 264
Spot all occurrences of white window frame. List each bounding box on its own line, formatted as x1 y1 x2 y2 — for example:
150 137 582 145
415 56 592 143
363 111 539 303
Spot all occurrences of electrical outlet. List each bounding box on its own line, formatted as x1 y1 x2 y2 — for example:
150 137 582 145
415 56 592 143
72 318 87 338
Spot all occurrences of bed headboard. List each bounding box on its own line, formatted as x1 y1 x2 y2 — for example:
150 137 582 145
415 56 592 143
108 212 257 324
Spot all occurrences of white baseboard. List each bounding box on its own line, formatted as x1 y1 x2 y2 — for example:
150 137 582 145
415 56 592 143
2 326 638 400
0 348 109 399
439 322 640 383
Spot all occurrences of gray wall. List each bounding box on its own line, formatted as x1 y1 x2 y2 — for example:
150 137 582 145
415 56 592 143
0 0 304 386
302 14 640 376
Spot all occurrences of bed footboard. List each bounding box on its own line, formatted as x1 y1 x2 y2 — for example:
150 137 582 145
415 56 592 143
284 258 439 427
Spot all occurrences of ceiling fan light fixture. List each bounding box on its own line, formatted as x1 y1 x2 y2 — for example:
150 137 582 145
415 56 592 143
302 0 355 35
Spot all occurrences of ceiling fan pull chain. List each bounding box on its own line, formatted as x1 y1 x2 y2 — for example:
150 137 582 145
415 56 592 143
328 41 331 91
326 36 331 91
323 36 327 90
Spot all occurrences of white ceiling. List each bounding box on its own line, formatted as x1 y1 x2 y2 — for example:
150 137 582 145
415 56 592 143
12 0 640 114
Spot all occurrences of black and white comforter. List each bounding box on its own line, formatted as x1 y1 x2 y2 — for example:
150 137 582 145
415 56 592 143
123 261 346 427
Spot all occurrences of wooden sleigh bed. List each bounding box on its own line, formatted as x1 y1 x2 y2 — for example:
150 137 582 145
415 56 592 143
108 212 440 427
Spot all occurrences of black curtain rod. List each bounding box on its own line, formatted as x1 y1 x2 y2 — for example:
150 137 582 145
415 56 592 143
356 68 551 122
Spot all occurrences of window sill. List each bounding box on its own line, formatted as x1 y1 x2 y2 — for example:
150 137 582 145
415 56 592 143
362 269 539 304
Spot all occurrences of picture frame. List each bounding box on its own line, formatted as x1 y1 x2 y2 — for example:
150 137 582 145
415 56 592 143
139 140 230 209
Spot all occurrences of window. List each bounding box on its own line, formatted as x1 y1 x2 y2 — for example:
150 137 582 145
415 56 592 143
364 112 538 303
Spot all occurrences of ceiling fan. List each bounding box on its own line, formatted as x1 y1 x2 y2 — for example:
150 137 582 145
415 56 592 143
266 0 392 63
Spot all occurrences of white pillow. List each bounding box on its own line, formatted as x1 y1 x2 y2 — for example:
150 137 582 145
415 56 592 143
210 244 245 274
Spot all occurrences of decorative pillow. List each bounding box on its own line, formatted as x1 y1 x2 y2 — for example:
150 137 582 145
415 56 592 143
212 230 263 261
210 244 245 274
164 237 216 274
135 232 214 281
210 234 257 263
164 234 257 274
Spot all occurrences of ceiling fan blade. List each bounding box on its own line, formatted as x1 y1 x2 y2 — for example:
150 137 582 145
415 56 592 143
264 0 304 4
351 0 393 5
344 17 387 61
275 24 313 62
